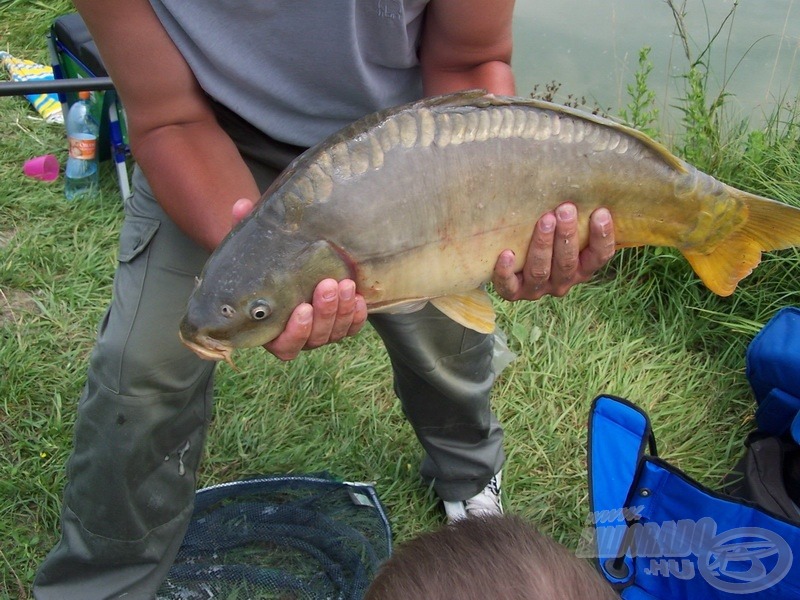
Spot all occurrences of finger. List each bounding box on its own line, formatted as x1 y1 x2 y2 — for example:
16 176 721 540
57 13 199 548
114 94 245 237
231 198 255 228
520 211 556 299
304 279 340 348
347 295 369 337
327 280 358 342
578 207 616 278
549 203 579 295
264 303 313 361
328 281 368 341
491 249 523 301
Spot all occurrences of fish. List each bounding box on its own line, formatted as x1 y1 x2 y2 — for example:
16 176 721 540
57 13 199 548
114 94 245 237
179 90 800 366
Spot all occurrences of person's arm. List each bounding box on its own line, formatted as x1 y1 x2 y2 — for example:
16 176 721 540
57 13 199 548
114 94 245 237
74 0 366 360
74 0 259 251
420 0 616 301
419 0 516 96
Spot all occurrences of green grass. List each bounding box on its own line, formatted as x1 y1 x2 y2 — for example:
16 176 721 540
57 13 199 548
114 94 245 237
2 2 800 598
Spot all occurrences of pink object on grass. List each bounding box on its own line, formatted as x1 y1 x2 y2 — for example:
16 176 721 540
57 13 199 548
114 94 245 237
23 154 60 182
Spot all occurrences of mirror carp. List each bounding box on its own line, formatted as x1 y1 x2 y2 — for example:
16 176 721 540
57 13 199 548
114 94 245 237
180 91 800 365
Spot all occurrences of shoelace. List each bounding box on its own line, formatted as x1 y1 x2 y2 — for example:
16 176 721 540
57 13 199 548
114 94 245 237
464 475 502 516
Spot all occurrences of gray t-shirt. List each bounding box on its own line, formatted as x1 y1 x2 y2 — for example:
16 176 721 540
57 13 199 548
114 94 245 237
149 0 430 147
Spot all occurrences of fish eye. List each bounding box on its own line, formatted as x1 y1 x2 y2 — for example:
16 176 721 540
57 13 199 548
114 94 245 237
249 299 272 321
220 304 235 318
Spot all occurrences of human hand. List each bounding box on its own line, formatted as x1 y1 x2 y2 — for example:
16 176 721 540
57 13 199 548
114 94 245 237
492 203 616 301
264 279 368 361
231 200 368 361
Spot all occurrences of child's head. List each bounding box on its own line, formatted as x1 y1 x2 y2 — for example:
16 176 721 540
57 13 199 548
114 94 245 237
365 514 618 599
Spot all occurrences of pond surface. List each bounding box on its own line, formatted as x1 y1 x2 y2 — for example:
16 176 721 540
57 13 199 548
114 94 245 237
511 0 799 133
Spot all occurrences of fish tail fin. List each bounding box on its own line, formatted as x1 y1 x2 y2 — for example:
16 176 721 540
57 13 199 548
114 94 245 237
683 188 800 296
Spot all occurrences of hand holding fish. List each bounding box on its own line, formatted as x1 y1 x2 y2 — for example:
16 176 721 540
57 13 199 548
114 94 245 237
262 279 368 361
231 198 369 361
181 92 800 366
492 204 616 301
229 196 611 361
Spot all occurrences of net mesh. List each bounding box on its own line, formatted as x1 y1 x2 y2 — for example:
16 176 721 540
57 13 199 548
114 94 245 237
157 473 392 600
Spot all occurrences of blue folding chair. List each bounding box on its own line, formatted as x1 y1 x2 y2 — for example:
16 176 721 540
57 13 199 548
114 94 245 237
587 381 800 597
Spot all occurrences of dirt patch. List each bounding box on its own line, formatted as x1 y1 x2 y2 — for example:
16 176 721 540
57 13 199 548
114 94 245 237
0 228 16 249
0 288 39 327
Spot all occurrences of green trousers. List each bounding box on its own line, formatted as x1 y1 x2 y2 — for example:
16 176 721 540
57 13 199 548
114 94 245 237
34 116 504 599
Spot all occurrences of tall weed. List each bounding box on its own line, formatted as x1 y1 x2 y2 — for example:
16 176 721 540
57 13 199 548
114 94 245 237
665 0 744 171
619 47 660 137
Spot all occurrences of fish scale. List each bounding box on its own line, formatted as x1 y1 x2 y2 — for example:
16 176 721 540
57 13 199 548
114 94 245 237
179 91 800 366
318 101 637 190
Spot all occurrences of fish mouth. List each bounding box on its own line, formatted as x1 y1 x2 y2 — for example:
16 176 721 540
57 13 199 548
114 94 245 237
179 331 237 369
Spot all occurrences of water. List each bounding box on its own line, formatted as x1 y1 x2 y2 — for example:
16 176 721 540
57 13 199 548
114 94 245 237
511 0 799 134
65 153 99 201
65 95 100 200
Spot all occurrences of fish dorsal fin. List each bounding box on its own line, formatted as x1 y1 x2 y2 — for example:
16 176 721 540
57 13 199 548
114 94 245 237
321 90 490 150
511 96 688 175
431 90 689 176
430 288 496 334
415 89 491 109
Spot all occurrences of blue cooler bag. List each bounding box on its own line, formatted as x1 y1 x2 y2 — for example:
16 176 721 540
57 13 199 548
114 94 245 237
586 308 800 597
587 391 800 598
746 306 800 442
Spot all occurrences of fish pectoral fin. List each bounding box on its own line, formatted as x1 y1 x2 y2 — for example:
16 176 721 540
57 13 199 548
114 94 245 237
369 299 430 314
430 289 496 334
683 231 762 297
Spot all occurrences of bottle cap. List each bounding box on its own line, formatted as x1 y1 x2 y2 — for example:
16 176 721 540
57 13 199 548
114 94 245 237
78 91 90 100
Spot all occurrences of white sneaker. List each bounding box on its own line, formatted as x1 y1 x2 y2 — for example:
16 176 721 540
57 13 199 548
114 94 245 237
442 471 503 523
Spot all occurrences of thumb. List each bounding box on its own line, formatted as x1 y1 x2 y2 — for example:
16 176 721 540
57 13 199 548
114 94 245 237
231 198 256 228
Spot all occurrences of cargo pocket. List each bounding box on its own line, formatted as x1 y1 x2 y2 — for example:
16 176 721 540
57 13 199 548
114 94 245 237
92 215 161 395
118 215 160 264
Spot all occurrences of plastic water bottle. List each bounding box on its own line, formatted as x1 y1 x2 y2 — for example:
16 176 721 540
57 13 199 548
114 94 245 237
65 91 99 200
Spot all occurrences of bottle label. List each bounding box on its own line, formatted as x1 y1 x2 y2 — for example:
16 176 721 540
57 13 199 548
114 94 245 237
68 135 97 160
